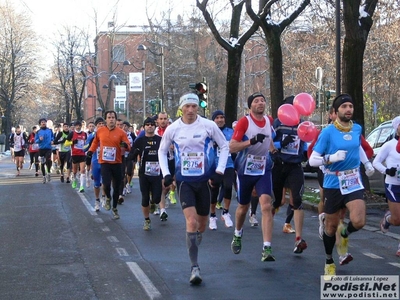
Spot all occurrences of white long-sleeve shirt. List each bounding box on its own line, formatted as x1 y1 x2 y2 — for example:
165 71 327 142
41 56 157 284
373 138 400 185
158 115 229 182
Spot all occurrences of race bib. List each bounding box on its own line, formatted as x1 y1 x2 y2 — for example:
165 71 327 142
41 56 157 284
145 161 160 176
32 143 39 151
244 154 266 176
75 140 85 150
217 147 231 157
181 152 205 176
280 134 300 156
102 146 116 162
337 168 364 195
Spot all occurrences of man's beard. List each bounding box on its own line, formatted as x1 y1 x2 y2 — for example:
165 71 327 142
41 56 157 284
338 113 352 123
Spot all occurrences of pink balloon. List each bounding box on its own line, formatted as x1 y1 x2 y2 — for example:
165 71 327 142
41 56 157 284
293 93 316 116
297 121 318 142
277 104 300 126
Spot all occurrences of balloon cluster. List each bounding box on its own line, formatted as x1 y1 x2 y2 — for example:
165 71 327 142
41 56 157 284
277 93 317 142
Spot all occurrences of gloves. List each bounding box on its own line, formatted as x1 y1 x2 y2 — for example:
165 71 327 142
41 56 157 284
364 161 375 177
85 155 92 165
73 139 78 144
164 175 173 187
281 135 294 147
385 167 397 177
120 141 128 148
250 133 266 145
86 151 93 158
210 173 224 186
326 150 347 163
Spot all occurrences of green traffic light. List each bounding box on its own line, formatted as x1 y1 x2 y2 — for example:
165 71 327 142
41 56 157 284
200 101 207 108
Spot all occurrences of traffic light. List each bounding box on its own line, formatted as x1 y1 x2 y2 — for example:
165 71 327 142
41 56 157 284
189 82 208 108
325 90 336 111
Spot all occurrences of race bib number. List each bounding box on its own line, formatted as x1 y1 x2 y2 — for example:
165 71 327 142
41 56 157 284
280 134 300 156
337 168 364 195
145 161 160 176
244 154 266 176
181 152 204 176
102 146 116 162
75 140 85 150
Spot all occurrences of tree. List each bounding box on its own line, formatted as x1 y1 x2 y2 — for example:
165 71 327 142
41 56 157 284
197 0 259 126
342 0 378 133
0 3 39 148
246 0 310 118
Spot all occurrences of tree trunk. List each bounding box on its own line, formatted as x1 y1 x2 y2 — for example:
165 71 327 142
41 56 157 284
224 49 243 128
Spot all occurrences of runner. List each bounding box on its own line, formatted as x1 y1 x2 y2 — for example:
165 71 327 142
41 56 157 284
13 125 28 176
158 93 229 285
85 121 96 188
35 118 54 183
53 123 72 183
27 126 40 177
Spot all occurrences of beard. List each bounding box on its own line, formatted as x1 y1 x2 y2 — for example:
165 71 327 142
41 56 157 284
338 113 352 123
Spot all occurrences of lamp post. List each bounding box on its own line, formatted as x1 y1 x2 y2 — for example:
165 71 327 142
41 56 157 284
137 44 164 112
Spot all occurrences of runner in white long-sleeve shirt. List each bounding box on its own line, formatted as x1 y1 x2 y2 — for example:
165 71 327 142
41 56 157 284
158 92 229 285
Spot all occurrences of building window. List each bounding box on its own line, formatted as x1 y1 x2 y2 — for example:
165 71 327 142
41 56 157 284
113 45 125 63
114 99 126 114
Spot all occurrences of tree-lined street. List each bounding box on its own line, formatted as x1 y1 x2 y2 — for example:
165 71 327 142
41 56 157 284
0 155 399 300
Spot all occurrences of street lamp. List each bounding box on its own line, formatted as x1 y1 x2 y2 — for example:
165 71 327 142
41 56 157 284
137 44 164 113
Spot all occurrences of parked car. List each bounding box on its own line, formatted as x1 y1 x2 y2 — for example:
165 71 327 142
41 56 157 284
366 120 395 194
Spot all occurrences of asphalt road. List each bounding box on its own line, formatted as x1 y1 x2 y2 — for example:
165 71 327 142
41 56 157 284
0 155 399 300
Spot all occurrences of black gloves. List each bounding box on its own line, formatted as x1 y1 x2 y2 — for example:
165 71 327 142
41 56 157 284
385 167 397 176
210 173 224 186
250 133 266 145
120 141 128 148
85 155 92 165
281 135 294 147
73 139 78 144
164 175 173 187
86 151 93 158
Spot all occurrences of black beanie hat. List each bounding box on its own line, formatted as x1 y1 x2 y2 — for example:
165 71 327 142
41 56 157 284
212 110 224 121
332 94 353 112
94 117 105 125
247 92 265 108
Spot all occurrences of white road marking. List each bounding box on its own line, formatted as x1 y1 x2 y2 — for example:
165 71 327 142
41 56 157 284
77 192 97 215
116 248 128 256
127 262 161 299
101 226 110 232
362 252 384 259
107 236 119 243
388 262 400 268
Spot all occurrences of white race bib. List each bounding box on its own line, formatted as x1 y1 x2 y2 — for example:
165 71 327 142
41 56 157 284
337 168 364 195
181 152 205 176
102 146 116 162
244 154 266 176
145 161 160 176
280 134 300 156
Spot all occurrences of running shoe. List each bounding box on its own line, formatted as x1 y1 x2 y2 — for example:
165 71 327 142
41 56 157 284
249 213 258 227
112 208 120 219
336 222 348 256
380 211 391 234
125 183 131 194
324 263 336 277
283 223 295 233
60 175 64 183
101 195 106 207
118 196 124 205
153 207 160 215
66 178 70 183
79 186 84 193
215 202 223 210
42 176 46 184
231 234 242 254
143 219 151 231
72 179 77 189
339 253 353 265
169 191 177 204
47 173 51 182
261 246 275 262
160 210 168 222
209 216 218 230
104 199 111 211
221 212 233 228
319 213 325 240
122 188 126 197
293 239 307 254
94 200 100 212
35 172 39 177
189 266 202 285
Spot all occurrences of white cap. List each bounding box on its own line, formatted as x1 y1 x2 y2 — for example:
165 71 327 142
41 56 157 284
179 93 199 109
392 116 400 130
